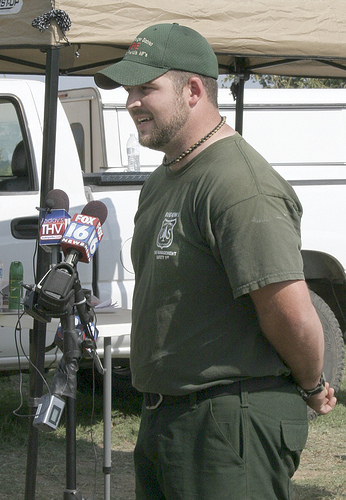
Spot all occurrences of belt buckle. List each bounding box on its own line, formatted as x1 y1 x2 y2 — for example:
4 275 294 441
146 393 163 410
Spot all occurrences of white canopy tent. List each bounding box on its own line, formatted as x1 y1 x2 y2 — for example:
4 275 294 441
2 1 346 78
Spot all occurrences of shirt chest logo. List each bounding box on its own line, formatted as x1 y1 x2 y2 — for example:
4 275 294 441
156 217 177 249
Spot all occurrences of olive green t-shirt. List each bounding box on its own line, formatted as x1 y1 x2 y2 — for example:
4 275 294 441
130 134 304 395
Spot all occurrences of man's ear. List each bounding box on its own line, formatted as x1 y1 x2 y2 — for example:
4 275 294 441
187 76 204 107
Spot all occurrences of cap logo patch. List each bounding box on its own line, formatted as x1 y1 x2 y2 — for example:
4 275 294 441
127 37 154 58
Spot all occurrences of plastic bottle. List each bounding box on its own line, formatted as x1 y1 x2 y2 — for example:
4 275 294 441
9 261 23 311
126 133 140 172
0 259 3 310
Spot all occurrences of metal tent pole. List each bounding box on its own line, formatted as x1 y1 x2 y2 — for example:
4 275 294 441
103 336 112 500
24 46 60 500
234 76 245 135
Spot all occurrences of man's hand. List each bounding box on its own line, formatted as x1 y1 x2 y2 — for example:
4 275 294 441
306 381 337 415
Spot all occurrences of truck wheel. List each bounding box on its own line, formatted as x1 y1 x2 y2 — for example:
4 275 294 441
308 290 345 419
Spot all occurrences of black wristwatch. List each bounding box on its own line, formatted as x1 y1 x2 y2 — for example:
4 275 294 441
296 373 326 402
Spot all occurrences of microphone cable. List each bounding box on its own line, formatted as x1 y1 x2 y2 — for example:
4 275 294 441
12 310 52 418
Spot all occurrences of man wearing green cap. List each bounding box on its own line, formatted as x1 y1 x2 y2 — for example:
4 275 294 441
95 23 336 500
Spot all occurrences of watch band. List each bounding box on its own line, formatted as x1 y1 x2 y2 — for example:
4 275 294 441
296 372 326 402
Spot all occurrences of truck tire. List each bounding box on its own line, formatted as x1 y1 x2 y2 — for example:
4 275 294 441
308 290 345 419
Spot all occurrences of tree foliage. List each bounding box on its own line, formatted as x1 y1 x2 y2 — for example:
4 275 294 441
221 75 346 89
252 75 346 89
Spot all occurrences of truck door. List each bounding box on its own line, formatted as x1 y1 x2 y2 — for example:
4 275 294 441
0 96 43 369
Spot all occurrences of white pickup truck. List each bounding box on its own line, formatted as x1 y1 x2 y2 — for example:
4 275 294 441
0 79 147 383
0 79 344 391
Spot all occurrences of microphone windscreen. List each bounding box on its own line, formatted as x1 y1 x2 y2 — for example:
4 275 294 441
81 200 108 225
45 189 70 212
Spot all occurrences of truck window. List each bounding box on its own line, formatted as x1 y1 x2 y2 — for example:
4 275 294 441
0 98 33 192
70 122 85 172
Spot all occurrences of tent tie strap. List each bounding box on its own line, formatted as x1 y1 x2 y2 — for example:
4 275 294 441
32 1 71 44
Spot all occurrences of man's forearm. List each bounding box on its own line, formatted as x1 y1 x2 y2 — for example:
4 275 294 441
250 280 325 389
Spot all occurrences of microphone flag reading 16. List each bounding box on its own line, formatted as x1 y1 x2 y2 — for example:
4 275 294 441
61 213 104 263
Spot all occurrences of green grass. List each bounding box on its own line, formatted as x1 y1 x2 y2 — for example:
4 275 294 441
0 369 345 499
0 370 141 499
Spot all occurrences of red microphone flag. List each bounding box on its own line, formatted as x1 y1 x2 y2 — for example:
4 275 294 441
60 212 104 263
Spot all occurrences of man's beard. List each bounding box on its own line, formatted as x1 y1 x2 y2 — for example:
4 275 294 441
138 96 189 151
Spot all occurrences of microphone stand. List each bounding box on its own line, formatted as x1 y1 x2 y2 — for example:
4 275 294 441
26 260 103 499
60 310 82 500
57 272 104 500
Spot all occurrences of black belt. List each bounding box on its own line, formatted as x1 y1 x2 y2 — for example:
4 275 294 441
144 375 287 410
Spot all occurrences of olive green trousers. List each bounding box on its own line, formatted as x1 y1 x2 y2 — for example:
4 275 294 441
134 377 308 499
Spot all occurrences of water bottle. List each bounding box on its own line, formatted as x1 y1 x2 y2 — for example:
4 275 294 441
0 259 3 310
126 133 140 172
9 261 23 311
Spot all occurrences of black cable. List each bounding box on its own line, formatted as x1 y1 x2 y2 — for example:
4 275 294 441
12 308 51 418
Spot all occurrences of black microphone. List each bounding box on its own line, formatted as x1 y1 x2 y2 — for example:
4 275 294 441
24 190 71 320
39 189 71 248
81 200 108 225
45 189 70 212
36 201 108 316
60 200 108 267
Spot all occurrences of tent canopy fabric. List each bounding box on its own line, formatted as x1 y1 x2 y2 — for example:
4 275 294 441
1 0 346 78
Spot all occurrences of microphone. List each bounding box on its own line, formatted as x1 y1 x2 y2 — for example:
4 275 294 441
80 200 108 225
45 189 70 212
33 200 107 317
60 200 108 266
39 189 71 248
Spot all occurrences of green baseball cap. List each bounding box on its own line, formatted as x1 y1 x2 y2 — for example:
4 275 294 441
94 23 219 89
